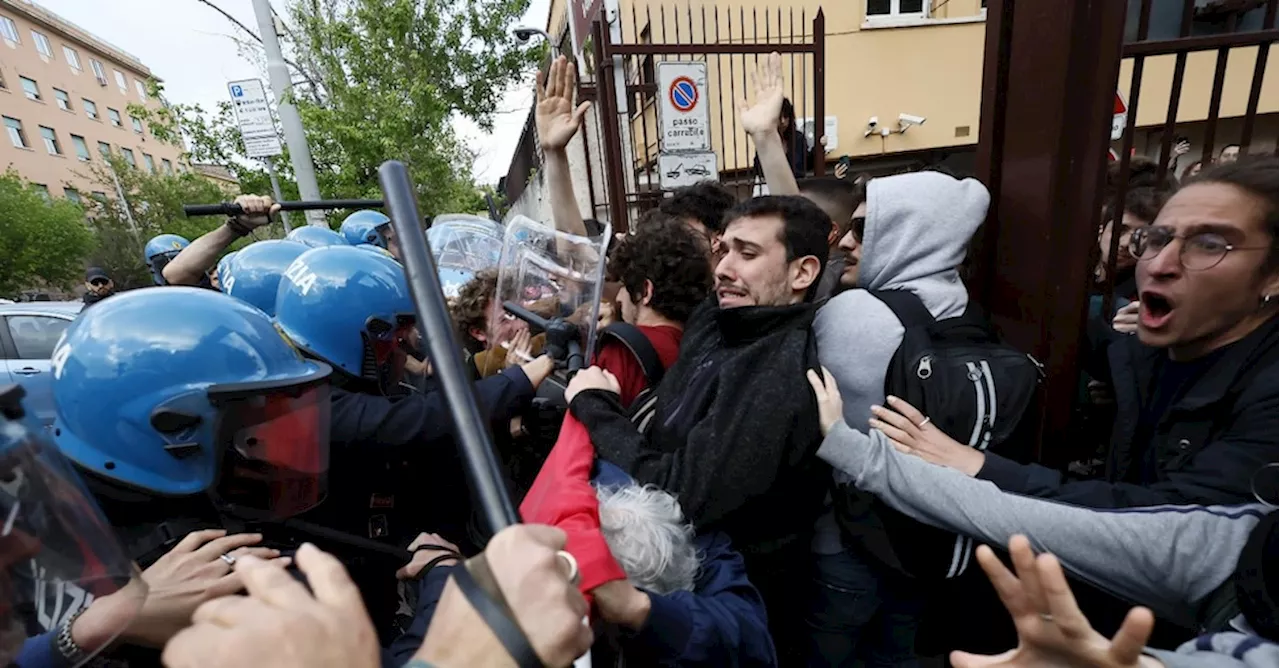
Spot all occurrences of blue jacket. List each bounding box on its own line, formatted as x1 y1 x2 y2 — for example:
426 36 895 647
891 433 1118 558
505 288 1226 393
385 461 776 667
383 531 775 667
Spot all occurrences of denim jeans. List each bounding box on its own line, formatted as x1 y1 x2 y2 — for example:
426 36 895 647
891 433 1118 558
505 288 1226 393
806 548 924 667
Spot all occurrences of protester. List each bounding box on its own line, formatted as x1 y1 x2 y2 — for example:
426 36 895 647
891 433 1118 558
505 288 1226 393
564 193 830 661
799 178 865 299
159 194 279 286
1220 143 1241 163
81 267 115 308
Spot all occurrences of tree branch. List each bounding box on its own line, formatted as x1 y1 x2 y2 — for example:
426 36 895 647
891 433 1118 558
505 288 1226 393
193 0 324 100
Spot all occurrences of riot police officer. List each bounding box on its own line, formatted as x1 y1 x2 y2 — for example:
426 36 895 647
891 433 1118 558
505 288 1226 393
153 195 279 287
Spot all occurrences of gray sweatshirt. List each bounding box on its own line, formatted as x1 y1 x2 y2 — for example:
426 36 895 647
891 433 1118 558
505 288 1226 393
821 420 1270 629
811 170 990 554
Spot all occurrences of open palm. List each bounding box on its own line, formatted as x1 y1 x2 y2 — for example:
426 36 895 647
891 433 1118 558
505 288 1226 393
954 536 1161 668
739 52 785 137
537 56 591 151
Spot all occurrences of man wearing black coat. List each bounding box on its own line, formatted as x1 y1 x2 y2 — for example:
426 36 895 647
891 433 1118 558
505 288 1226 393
565 195 833 660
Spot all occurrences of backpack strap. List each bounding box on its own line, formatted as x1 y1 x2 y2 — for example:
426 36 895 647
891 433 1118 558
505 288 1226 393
600 323 665 386
869 289 937 328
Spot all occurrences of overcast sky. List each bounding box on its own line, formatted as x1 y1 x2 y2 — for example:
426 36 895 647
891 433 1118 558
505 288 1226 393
35 0 551 185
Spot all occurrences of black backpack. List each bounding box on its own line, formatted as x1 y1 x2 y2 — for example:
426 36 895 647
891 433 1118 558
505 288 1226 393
597 323 665 432
835 289 1044 580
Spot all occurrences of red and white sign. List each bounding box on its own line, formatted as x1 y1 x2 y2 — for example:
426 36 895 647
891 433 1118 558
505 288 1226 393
1110 92 1127 141
657 61 710 152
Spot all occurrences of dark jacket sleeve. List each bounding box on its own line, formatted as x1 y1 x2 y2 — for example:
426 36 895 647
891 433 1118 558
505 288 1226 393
571 367 817 529
623 532 776 666
384 564 458 667
332 367 534 450
977 371 1279 508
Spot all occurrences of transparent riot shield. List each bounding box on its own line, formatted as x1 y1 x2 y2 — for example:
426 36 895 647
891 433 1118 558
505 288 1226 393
428 215 505 300
491 216 611 374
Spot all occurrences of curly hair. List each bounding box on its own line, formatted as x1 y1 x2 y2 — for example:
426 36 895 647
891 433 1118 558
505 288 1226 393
609 216 713 324
450 268 498 346
658 181 737 236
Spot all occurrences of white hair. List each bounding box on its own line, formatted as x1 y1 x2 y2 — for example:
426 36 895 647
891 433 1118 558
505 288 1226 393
596 483 699 595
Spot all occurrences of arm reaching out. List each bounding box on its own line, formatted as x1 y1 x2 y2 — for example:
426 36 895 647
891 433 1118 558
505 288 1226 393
537 56 592 238
163 195 278 285
739 52 798 196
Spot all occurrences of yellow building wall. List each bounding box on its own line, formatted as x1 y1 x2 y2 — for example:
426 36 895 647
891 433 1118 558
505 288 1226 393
553 1 1276 173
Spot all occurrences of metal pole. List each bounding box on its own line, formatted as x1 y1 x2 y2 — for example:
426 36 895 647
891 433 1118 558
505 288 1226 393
377 160 519 534
265 157 292 233
107 163 137 232
251 0 325 227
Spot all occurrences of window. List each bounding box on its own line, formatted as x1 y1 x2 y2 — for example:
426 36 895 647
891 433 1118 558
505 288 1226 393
90 191 107 203
107 108 122 127
53 88 71 111
90 59 107 85
63 187 81 204
83 98 98 120
142 153 155 172
131 117 143 134
113 69 127 90
0 68 6 89
0 16 18 43
31 30 52 58
63 46 81 70
866 0 927 19
120 147 136 168
4 116 28 148
19 76 40 101
6 315 71 359
97 141 110 158
135 79 147 100
161 158 173 175
71 134 89 160
38 126 60 155
30 184 49 203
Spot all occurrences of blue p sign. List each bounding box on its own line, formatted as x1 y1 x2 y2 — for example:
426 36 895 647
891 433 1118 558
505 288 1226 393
231 85 243 98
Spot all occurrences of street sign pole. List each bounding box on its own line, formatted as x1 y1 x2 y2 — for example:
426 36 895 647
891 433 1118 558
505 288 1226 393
265 157 292 233
251 0 325 227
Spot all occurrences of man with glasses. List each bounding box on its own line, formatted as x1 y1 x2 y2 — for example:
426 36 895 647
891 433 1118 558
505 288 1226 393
884 158 1278 513
81 267 115 308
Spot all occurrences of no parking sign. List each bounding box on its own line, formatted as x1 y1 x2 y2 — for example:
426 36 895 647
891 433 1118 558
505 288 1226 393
657 62 710 152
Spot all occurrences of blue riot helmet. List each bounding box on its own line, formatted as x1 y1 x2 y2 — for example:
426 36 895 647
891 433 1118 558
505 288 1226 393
339 210 391 248
143 233 190 285
215 250 238 291
276 246 415 394
51 288 333 519
286 225 346 248
0 384 147 665
354 243 397 260
220 240 309 316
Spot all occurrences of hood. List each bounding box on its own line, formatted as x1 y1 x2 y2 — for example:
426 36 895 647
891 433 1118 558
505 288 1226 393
857 171 990 291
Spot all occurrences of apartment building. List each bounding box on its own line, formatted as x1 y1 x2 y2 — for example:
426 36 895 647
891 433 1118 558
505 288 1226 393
0 0 185 205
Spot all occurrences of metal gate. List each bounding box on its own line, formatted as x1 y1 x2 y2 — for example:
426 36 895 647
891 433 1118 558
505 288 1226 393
974 0 1277 464
584 4 827 231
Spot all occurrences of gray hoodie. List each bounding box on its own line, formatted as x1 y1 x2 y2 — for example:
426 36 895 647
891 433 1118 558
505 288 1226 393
811 170 990 554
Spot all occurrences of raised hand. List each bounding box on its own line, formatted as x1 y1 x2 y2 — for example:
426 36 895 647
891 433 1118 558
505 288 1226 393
952 536 1161 668
537 56 592 152
738 52 786 138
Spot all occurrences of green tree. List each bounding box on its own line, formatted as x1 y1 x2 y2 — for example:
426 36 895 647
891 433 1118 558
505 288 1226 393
78 155 285 289
0 171 96 298
140 0 534 222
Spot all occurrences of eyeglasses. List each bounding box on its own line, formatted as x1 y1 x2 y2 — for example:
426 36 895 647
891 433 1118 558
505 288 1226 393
1130 226 1272 271
850 216 866 243
89 279 109 287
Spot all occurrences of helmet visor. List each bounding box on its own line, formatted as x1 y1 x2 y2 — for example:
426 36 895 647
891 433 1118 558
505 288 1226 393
149 250 182 275
208 376 331 519
364 317 415 393
0 421 146 666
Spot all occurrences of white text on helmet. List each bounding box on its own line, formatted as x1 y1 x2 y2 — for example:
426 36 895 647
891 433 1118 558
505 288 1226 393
222 273 237 294
51 342 71 380
283 258 318 296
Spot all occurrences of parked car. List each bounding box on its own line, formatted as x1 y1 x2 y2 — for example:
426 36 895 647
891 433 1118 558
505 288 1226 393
0 301 84 426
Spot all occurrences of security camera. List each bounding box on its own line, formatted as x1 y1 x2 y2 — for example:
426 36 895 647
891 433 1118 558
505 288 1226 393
867 116 879 129
512 26 551 43
898 113 927 127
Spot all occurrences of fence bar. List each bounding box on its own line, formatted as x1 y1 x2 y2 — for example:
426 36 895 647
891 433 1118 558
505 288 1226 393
1155 0 1196 183
1240 0 1277 152
595 17 630 232
813 9 825 176
1199 40 1234 166
1121 29 1278 57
